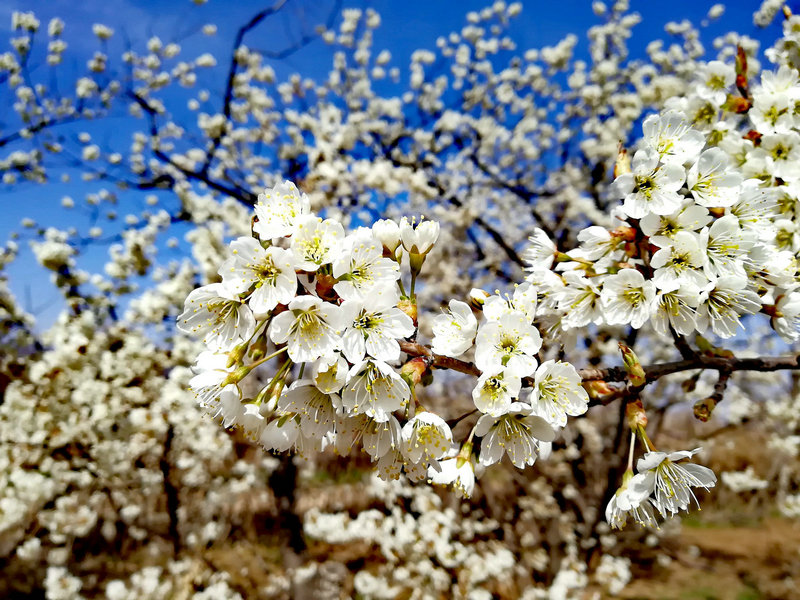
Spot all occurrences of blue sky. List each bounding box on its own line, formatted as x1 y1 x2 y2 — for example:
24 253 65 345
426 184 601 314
0 0 790 327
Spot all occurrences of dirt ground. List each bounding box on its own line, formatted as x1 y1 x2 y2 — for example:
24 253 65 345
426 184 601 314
619 518 800 600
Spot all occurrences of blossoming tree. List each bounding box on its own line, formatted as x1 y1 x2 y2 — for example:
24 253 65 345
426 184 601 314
3 0 800 598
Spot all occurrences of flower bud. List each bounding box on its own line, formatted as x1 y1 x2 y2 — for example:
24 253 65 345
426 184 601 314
469 288 490 309
693 397 717 422
625 399 648 431
681 372 701 393
619 342 646 387
227 341 249 368
315 273 338 302
372 219 401 253
401 357 429 388
614 144 630 178
582 380 616 399
611 226 637 242
397 297 418 327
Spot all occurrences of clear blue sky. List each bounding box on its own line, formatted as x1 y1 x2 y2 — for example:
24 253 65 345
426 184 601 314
0 0 789 327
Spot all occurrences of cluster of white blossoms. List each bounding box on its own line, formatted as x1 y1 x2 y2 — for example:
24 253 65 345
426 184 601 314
181 56 800 528
179 180 593 498
519 57 800 526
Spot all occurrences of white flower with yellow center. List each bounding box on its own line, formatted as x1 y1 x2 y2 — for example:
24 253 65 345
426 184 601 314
429 451 476 498
277 381 341 441
401 411 453 465
259 416 300 452
431 299 478 358
529 360 589 428
253 180 311 239
221 237 297 317
687 148 743 207
600 269 656 329
339 294 414 363
472 367 521 417
312 353 349 394
729 180 778 237
771 290 800 342
557 272 603 328
483 282 538 322
332 230 400 301
652 282 701 337
475 310 541 378
640 204 711 246
650 231 708 288
341 359 410 422
290 215 345 271
177 283 255 351
268 295 344 363
475 403 555 469
631 448 717 518
189 350 239 407
695 60 735 105
696 276 761 338
606 473 659 530
642 110 705 165
362 416 401 459
700 215 754 279
613 148 686 218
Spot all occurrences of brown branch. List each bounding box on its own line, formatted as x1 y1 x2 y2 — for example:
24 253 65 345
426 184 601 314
399 340 800 400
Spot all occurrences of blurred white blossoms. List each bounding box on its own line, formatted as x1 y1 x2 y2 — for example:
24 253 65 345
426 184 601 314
253 180 311 239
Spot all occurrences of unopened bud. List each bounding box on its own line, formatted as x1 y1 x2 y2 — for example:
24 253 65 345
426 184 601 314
723 95 751 113
401 357 429 388
372 219 401 253
784 5 793 19
611 226 637 242
619 342 646 387
249 333 269 361
223 364 252 387
397 297 418 327
315 273 338 302
614 144 631 178
681 372 701 394
469 288 490 309
693 397 717 422
227 341 248 368
625 399 648 431
582 380 616 399
744 130 762 146
708 207 726 218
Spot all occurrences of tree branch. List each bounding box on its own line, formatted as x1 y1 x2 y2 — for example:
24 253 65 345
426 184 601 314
399 340 800 400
